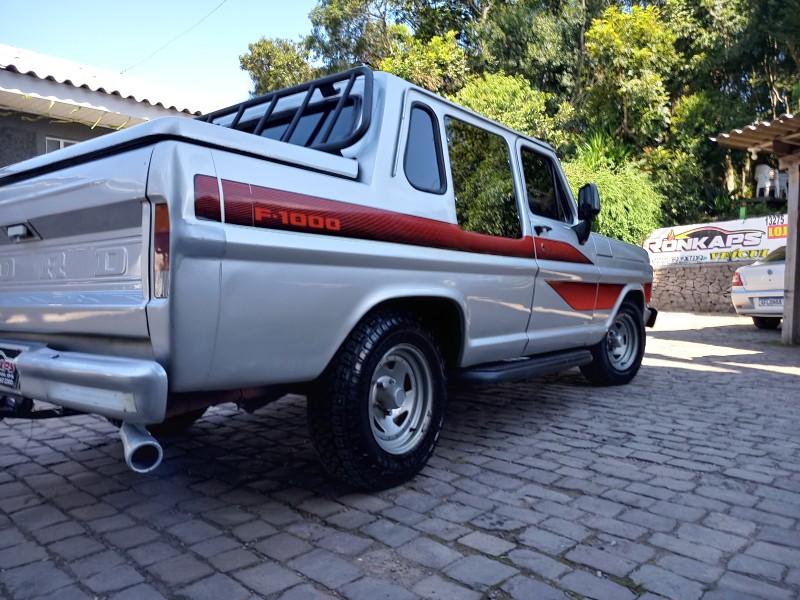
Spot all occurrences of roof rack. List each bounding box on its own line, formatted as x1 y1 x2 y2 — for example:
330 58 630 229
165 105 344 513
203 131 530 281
197 67 373 154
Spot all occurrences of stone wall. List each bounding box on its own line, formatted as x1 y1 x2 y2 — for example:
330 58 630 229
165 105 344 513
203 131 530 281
652 262 750 313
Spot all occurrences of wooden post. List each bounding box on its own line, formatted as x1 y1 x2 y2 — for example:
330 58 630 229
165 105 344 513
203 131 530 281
778 153 800 344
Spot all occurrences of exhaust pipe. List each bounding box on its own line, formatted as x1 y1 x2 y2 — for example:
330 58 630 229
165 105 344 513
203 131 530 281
119 422 163 474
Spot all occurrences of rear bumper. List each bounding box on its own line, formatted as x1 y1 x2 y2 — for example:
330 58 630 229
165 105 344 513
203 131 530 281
0 339 167 424
731 289 784 317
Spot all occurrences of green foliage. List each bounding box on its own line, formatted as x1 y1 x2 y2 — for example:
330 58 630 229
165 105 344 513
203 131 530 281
453 72 573 148
306 0 397 71
585 5 679 146
562 150 664 245
378 27 467 94
239 38 316 95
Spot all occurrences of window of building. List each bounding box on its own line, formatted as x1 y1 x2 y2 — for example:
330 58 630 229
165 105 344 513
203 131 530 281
404 104 445 194
46 137 78 153
444 117 520 238
520 147 573 223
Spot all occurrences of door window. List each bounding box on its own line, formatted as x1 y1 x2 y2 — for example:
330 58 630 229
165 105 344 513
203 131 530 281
445 117 521 238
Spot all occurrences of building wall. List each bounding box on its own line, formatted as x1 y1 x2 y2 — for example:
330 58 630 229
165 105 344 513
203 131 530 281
0 111 110 168
651 262 749 314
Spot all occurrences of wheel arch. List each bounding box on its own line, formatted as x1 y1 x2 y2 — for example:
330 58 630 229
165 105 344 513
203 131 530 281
365 296 465 370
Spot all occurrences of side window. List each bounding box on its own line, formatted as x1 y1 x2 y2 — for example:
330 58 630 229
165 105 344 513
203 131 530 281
404 104 445 193
445 117 520 238
521 148 572 223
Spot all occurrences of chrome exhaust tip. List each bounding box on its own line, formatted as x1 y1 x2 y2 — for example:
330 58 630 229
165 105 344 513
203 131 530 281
119 422 163 474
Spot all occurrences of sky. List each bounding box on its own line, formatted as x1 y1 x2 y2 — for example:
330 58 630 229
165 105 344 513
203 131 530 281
1 0 318 112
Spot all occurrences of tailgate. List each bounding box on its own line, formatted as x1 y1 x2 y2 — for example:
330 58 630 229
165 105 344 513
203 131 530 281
0 147 153 340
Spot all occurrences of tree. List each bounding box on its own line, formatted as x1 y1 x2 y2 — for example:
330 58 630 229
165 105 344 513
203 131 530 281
306 0 398 71
453 72 573 148
584 5 679 146
239 38 316 95
378 27 467 94
563 138 664 245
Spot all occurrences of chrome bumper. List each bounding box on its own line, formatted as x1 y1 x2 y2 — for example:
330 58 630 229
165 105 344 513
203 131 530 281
0 340 167 424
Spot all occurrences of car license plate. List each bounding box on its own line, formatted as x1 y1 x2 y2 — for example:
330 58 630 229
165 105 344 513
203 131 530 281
0 347 20 389
758 297 783 307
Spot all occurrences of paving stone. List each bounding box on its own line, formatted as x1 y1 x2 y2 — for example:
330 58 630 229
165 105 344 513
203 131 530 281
415 517 471 541
0 561 76 600
631 565 704 600
676 522 748 552
413 574 482 600
728 553 784 581
361 519 418 547
746 541 800 567
458 530 515 556
649 533 723 564
571 495 625 517
340 576 417 600
507 549 570 580
0 540 48 568
565 545 637 577
716 572 793 600
290 549 361 589
83 564 145 593
189 534 241 558
517 526 575 555
230 519 277 542
234 560 304 596
255 532 313 561
560 570 636 600
127 541 182 567
208 547 261 571
501 575 565 600
166 519 222 545
756 525 800 548
656 554 724 584
443 555 518 588
620 508 676 532
147 552 213 585
540 517 591 541
648 500 706 522
317 531 374 556
431 502 483 523
278 583 337 600
582 515 647 541
397 537 462 569
178 573 251 600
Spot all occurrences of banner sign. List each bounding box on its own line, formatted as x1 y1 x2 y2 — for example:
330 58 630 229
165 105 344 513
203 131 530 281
643 214 789 268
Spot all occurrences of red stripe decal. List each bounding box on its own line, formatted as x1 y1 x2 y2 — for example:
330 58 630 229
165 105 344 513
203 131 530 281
218 178 535 259
547 281 624 311
194 175 221 222
533 237 592 264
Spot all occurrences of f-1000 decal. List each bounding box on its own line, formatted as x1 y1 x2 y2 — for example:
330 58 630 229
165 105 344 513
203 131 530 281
195 175 594 264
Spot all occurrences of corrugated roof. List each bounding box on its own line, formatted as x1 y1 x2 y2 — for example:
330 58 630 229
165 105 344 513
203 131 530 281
0 43 205 117
714 113 800 156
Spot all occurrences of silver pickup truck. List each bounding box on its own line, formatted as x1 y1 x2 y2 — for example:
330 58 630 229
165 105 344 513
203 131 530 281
0 68 656 489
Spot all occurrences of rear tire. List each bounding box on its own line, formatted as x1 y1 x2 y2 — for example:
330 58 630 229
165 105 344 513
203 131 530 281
752 316 781 330
307 311 446 490
580 299 645 386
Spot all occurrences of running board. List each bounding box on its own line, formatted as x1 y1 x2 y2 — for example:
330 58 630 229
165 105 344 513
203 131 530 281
457 349 593 386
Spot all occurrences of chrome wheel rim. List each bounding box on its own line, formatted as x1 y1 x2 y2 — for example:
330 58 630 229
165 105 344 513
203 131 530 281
605 312 638 371
369 343 433 455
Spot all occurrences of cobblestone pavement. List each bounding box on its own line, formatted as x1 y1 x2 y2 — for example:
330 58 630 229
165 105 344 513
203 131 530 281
1 312 799 600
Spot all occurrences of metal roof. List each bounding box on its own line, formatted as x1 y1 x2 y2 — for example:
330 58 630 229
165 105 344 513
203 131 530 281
713 113 800 156
0 44 206 129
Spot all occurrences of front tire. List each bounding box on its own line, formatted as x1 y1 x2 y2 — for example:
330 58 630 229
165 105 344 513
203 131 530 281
307 311 446 490
580 299 645 386
752 316 781 330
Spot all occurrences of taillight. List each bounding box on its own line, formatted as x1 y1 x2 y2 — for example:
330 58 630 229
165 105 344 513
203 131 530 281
195 174 222 222
644 283 652 303
153 204 170 298
731 271 743 287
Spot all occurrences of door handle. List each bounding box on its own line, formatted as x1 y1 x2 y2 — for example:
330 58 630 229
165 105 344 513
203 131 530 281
534 225 552 235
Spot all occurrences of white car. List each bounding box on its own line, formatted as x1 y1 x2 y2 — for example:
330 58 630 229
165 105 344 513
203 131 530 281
731 246 785 329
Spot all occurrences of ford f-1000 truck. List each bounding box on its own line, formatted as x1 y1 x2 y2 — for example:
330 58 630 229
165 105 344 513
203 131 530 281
0 68 656 489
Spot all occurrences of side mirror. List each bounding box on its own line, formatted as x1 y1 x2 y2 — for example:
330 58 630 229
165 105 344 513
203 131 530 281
573 183 601 245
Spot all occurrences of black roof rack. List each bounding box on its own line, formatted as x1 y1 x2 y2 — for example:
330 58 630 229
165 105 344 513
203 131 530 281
197 67 373 154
